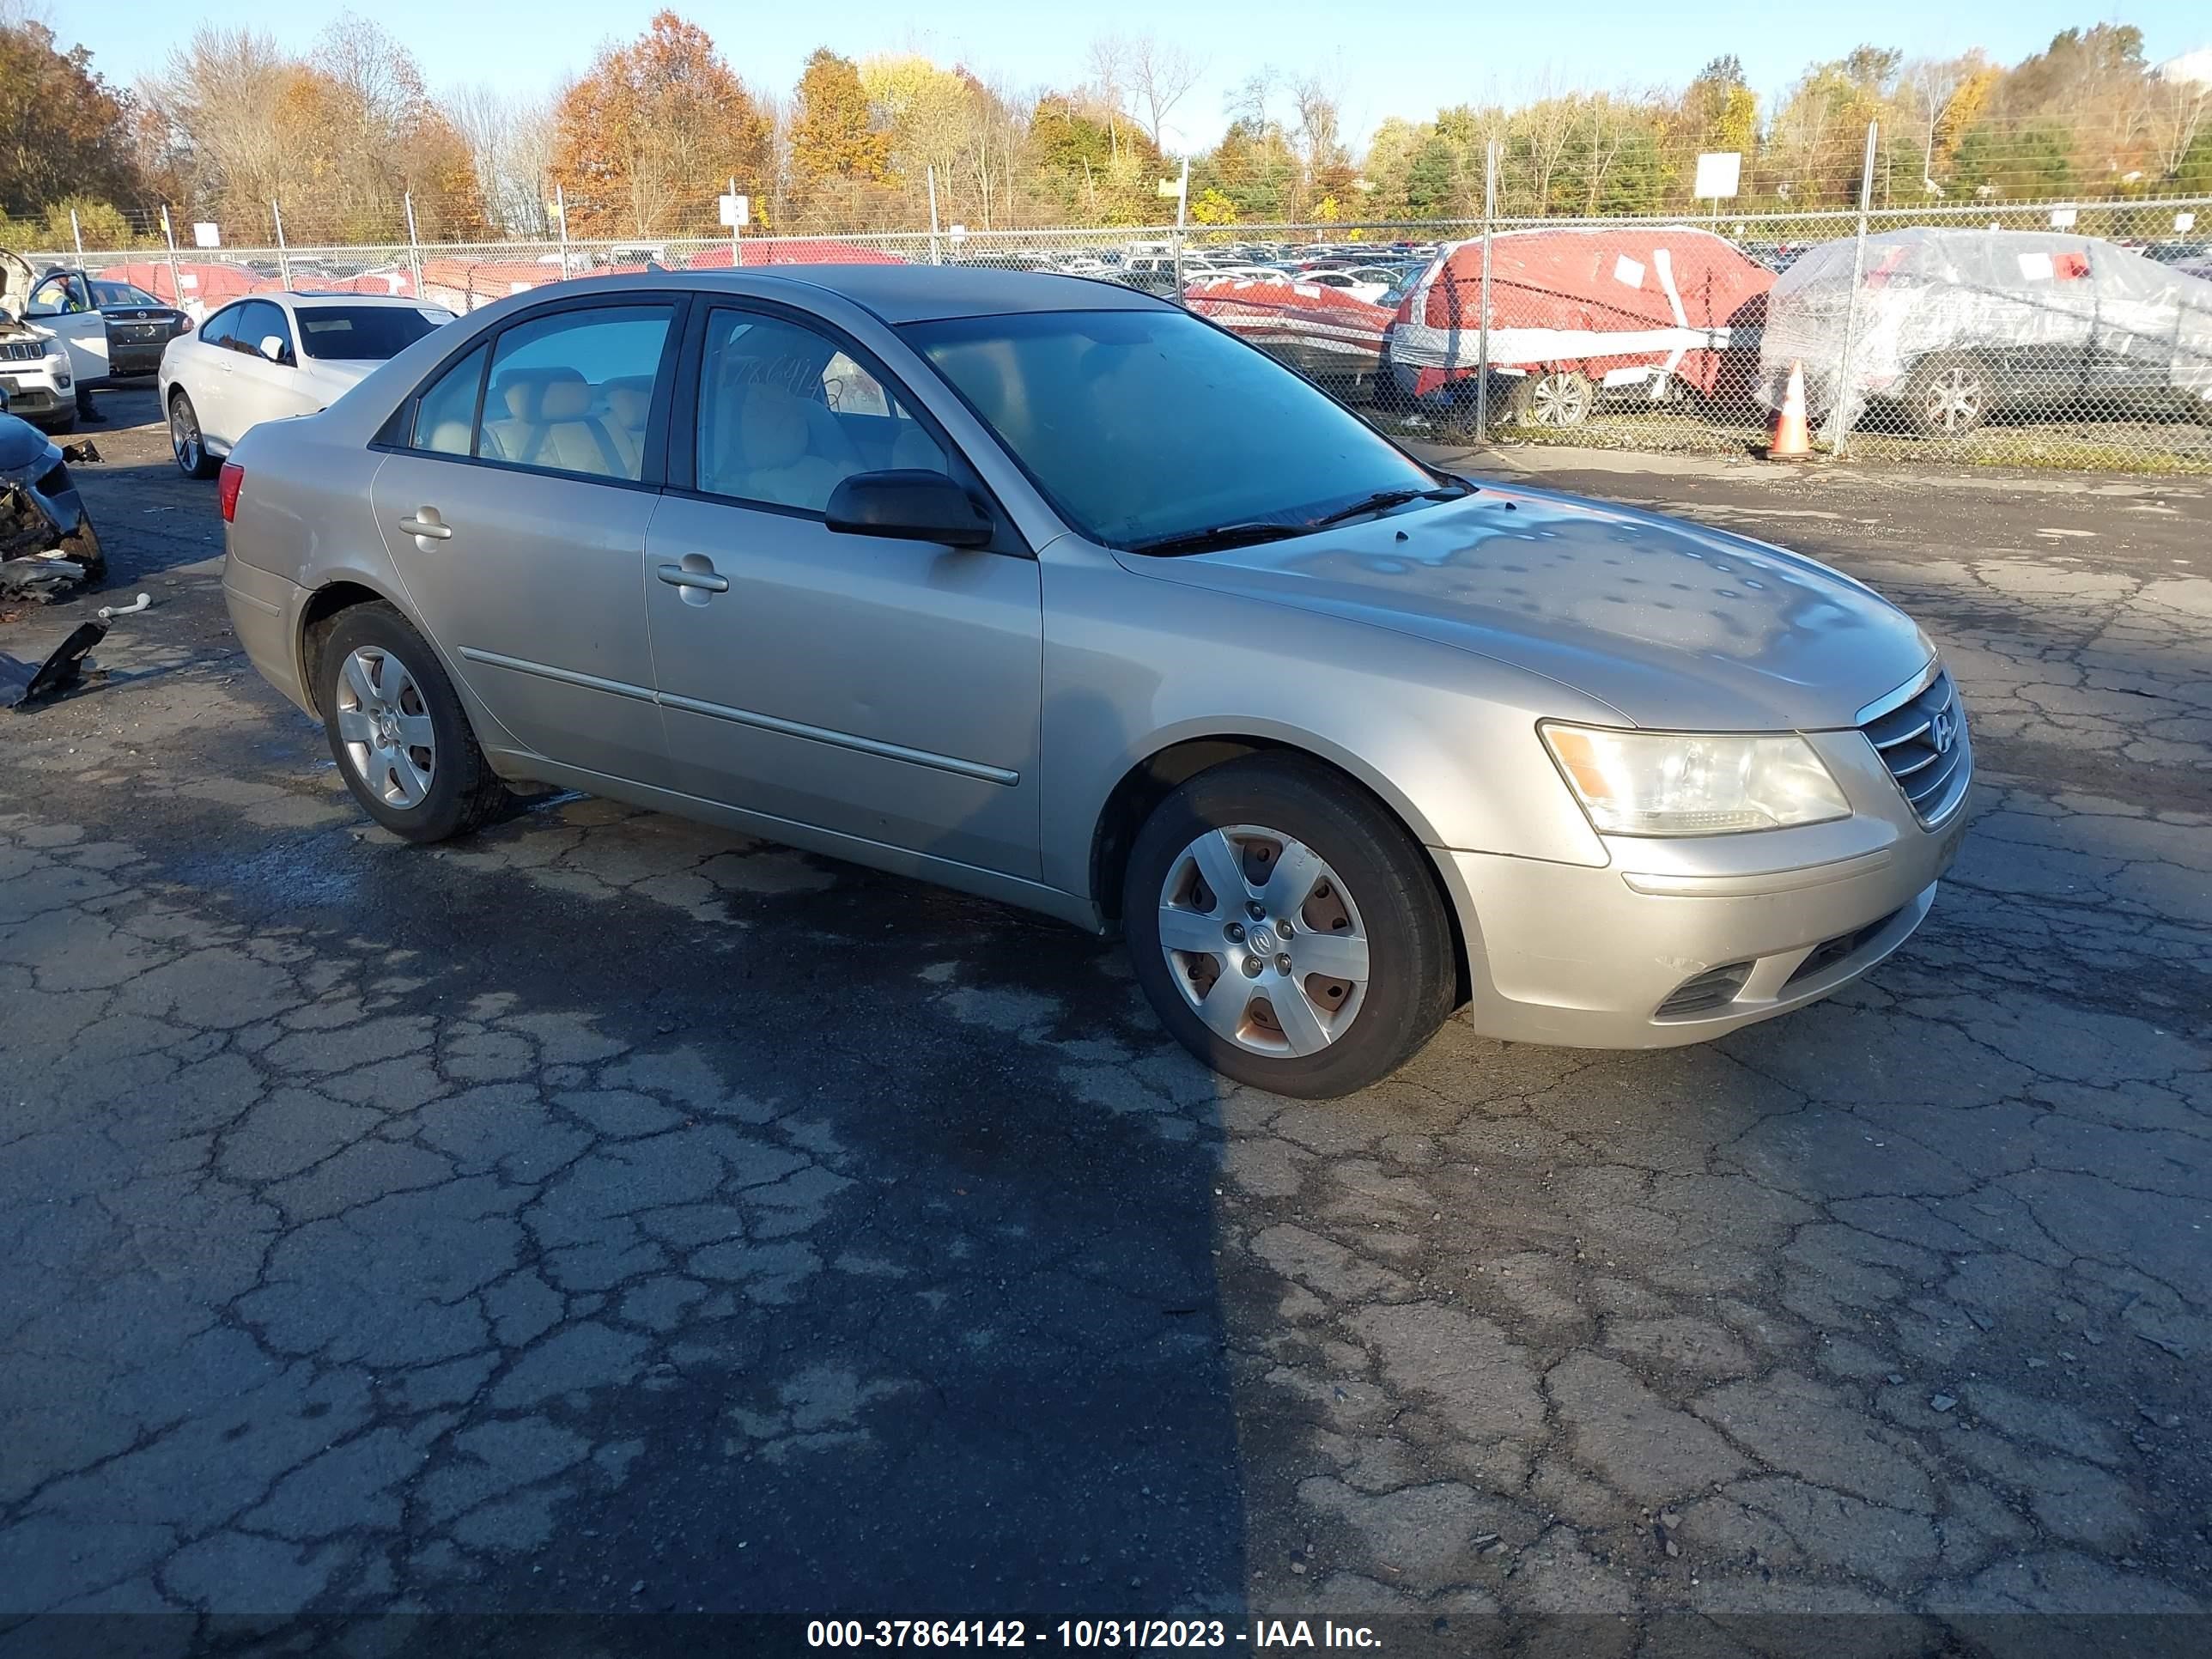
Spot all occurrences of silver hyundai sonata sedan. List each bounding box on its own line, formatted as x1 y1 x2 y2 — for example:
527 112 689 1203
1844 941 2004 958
219 266 1970 1098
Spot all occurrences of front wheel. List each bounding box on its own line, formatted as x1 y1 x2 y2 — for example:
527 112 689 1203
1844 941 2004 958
318 602 509 842
1511 369 1595 428
169 389 218 478
1124 756 1457 1098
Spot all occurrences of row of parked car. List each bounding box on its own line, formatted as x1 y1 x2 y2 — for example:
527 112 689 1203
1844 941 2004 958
1183 227 2212 438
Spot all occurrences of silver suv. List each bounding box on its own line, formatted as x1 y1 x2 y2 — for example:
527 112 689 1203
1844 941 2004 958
219 267 1969 1097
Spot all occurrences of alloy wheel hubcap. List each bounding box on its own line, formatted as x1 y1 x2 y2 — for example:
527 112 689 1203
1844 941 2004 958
1533 374 1589 426
1929 369 1980 432
1158 824 1370 1057
172 404 198 465
334 646 435 809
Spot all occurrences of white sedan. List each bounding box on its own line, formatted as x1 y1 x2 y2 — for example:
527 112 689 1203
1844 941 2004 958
160 292 453 477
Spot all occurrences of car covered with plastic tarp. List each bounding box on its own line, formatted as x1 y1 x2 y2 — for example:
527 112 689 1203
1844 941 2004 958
1386 226 1774 426
1758 228 2212 436
1183 276 1394 386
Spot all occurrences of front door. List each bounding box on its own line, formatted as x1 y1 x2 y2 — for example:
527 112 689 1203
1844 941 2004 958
643 306 1042 878
220 301 319 441
370 301 680 783
26 271 109 389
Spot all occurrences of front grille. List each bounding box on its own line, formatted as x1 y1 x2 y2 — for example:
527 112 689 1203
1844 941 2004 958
0 340 43 362
1655 962 1753 1018
1784 906 1906 991
1862 668 1970 823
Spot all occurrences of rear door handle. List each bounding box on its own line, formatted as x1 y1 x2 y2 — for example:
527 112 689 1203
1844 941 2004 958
656 562 729 593
398 511 453 541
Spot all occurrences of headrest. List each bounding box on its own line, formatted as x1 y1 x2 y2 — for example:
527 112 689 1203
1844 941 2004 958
540 378 592 421
495 366 586 421
604 378 653 425
738 385 810 469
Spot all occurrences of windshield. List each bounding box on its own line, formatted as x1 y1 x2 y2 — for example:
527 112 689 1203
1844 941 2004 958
295 305 449 361
91 281 161 307
902 308 1438 550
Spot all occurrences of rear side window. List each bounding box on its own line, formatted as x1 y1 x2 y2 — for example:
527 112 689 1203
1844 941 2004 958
410 343 489 456
479 305 672 481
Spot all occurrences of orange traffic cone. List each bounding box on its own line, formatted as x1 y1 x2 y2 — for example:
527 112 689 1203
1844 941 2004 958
1767 361 1812 461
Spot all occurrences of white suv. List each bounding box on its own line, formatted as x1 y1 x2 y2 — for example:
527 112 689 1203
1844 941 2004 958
0 252 82 432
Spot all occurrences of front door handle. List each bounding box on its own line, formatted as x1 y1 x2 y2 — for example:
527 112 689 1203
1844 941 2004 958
656 561 729 594
398 509 453 541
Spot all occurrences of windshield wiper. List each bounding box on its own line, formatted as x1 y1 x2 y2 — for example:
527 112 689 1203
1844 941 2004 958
1307 482 1474 529
1128 521 1310 556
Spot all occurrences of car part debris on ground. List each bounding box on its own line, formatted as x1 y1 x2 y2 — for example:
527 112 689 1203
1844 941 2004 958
0 617 106 709
0 408 106 597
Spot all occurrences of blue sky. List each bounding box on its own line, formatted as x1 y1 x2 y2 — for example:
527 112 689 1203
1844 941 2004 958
67 0 2211 152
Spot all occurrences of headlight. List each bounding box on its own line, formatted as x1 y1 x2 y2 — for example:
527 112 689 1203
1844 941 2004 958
1540 724 1850 836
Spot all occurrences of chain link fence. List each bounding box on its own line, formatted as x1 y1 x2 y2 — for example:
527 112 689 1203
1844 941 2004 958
27 188 2212 474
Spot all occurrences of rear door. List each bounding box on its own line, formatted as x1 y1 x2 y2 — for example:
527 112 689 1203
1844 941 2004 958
369 298 680 783
641 302 1043 878
175 303 242 438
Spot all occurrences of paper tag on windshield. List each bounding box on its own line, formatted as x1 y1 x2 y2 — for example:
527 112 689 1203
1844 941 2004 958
2017 252 2055 282
1612 255 1645 289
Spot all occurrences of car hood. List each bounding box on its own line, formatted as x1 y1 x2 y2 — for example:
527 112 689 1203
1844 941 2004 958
1111 484 1931 731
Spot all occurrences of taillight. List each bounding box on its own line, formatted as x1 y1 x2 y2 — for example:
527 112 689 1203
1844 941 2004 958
218 460 244 522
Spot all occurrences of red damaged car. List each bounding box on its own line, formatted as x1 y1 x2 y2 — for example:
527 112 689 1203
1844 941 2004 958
1386 227 1775 426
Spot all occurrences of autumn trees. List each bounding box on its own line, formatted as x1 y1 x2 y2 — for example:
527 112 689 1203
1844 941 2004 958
0 18 141 246
137 14 485 243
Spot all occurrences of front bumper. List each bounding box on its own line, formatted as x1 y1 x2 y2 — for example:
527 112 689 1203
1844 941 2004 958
1439 714 1971 1048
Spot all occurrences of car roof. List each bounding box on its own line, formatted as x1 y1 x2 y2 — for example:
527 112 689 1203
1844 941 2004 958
762 264 1174 323
564 264 1175 325
276 291 434 307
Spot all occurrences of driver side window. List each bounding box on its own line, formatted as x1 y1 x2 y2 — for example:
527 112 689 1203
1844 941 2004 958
694 310 944 514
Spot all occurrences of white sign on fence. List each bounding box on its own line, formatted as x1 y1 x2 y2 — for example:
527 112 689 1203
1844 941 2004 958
949 224 968 246
2179 212 2198 233
192 222 220 249
718 193 750 228
1692 152 1741 200
2049 206 2079 228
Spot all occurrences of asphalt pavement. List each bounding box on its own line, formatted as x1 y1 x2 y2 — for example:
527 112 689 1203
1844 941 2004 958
2 387 2207 1654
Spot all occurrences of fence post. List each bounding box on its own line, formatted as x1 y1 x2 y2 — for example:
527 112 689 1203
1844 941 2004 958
927 167 941 265
1825 121 1878 455
404 192 425 298
159 205 185 312
1171 156 1190 300
271 200 292 288
554 185 570 280
1474 140 1498 441
69 208 84 263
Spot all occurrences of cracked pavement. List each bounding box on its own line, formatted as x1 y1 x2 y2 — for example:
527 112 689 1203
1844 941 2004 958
1 396 2207 1653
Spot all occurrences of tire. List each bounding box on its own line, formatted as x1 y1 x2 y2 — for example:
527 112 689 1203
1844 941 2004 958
1510 369 1594 428
318 602 509 843
168 388 218 478
1903 353 1992 437
1123 755 1456 1099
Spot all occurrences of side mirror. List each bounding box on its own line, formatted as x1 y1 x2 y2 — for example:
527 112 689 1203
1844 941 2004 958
824 469 993 550
258 335 289 364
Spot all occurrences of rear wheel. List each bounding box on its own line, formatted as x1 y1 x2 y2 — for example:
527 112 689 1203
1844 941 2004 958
169 389 217 478
1124 756 1456 1098
318 602 509 842
1903 353 1992 437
